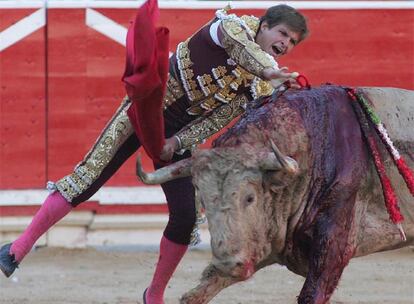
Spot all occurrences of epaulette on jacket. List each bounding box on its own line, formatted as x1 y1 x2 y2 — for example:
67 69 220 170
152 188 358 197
219 11 277 77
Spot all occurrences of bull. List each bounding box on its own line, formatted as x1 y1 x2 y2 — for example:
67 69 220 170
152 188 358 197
137 85 414 304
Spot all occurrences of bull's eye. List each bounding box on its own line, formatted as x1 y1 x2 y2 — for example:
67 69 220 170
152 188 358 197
245 194 255 206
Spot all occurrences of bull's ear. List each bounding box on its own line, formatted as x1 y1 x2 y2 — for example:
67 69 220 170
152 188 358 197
267 172 290 192
258 140 299 174
270 183 286 193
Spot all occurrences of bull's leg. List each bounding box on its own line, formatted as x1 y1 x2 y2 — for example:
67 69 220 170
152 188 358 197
180 264 240 304
297 190 357 304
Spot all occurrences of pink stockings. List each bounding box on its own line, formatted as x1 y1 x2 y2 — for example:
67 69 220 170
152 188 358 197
10 192 72 262
9 191 187 304
145 236 188 304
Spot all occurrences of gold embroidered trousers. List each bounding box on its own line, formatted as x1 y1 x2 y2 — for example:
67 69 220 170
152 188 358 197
50 97 197 244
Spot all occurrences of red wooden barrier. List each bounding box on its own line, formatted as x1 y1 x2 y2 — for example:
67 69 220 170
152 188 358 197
1 3 413 191
0 8 46 189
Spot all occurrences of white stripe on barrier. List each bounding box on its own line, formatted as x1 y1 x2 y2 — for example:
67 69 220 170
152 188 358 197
0 1 413 9
86 8 127 46
95 186 166 205
0 186 166 206
85 9 173 56
0 1 44 8
47 0 145 9
0 8 45 52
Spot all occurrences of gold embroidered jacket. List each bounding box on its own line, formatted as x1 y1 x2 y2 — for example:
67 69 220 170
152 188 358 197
164 9 277 151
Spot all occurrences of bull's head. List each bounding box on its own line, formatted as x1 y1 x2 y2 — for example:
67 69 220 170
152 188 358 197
136 141 298 280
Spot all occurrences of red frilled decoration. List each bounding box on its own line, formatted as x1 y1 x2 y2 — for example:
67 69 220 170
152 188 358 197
346 88 406 241
396 158 414 196
122 0 169 164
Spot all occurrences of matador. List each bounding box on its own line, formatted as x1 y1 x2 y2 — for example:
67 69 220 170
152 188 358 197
0 4 308 303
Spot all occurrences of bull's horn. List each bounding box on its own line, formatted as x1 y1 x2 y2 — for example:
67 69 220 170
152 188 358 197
136 155 192 185
259 139 299 174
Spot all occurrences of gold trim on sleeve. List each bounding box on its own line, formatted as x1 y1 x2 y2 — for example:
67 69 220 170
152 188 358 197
251 77 274 99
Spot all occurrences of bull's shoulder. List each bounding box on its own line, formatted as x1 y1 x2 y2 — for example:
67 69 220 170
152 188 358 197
360 87 414 142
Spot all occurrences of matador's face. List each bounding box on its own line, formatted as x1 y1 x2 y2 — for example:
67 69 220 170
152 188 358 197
255 22 300 59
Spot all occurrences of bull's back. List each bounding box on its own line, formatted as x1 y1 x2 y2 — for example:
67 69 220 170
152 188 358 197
361 87 414 143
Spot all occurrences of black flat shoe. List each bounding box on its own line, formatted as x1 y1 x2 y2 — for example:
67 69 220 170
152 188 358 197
0 243 19 278
142 288 148 304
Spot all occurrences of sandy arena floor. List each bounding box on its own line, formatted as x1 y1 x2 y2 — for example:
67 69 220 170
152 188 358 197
0 246 413 304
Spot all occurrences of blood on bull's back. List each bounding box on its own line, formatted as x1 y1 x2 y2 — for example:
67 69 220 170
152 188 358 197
136 85 414 304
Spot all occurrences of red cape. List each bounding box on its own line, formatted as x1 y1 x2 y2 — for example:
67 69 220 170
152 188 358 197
122 0 169 164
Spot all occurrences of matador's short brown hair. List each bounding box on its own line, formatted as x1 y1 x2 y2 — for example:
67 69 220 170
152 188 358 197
261 5 309 43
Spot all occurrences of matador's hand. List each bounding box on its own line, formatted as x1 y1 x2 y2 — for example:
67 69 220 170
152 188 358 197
160 136 180 162
263 67 300 89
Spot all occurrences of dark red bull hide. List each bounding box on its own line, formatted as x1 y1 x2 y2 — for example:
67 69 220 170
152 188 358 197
182 86 414 304
135 85 413 304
